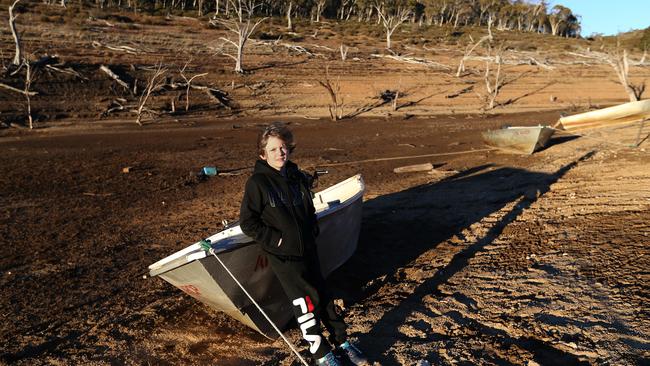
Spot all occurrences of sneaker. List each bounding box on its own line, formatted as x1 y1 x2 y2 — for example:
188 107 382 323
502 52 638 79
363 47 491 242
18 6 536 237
317 351 342 366
338 341 369 365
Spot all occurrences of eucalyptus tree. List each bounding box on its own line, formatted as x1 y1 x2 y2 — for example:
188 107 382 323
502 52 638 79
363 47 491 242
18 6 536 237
526 0 547 33
375 0 412 50
335 0 357 21
495 2 515 30
548 4 578 36
72 0 582 39
477 0 497 26
355 0 374 22
8 0 23 66
562 12 580 37
210 0 267 73
421 0 447 26
451 0 475 28
313 0 326 22
286 0 294 29
511 1 529 31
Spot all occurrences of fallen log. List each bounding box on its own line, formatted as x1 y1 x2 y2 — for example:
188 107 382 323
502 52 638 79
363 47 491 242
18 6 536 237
93 41 139 55
201 87 235 109
32 55 59 68
100 99 131 118
281 43 315 56
155 80 232 108
371 54 451 70
45 64 88 80
0 82 37 96
100 65 130 90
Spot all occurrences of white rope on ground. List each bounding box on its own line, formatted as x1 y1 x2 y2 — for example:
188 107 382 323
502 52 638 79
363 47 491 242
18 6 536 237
317 148 497 167
208 249 310 366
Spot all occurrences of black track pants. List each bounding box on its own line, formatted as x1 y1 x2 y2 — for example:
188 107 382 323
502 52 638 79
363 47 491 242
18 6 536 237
268 247 347 360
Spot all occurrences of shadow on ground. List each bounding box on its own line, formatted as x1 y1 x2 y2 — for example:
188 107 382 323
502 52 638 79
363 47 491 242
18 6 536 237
328 151 596 365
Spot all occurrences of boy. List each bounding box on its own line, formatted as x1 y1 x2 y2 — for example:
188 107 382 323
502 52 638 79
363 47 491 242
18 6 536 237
239 122 368 366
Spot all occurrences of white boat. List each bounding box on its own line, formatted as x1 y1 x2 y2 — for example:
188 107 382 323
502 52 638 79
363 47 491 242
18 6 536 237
555 100 650 131
481 125 555 154
148 175 365 338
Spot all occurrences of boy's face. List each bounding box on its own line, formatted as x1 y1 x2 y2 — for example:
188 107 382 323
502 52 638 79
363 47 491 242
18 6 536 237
261 136 289 171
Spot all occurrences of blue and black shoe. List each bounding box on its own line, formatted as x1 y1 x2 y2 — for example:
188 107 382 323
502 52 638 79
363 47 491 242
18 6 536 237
316 351 342 366
337 341 369 365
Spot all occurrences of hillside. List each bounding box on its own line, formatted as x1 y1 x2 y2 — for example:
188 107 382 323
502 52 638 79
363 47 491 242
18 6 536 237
1 3 648 129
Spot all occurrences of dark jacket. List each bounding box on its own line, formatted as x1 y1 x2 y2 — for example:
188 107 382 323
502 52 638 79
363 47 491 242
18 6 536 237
239 160 319 257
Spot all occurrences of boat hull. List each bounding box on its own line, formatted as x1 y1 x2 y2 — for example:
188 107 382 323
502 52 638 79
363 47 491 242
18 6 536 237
148 175 365 338
556 100 650 131
482 126 555 154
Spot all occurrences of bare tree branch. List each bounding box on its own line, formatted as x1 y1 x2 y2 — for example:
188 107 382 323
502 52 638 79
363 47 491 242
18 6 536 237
570 47 646 101
180 61 208 112
375 6 411 50
0 82 37 96
456 34 492 77
135 63 167 125
100 65 130 91
317 67 343 121
371 54 451 70
483 44 503 110
340 44 349 61
92 41 139 55
23 59 34 129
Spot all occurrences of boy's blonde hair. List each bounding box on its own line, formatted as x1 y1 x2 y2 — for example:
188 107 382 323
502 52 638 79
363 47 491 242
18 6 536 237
257 122 296 157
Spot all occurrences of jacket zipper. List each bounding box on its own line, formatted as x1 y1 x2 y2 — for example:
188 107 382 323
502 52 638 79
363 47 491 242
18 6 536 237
284 179 304 256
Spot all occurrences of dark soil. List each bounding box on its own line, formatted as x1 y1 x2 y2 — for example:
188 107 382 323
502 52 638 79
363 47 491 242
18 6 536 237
1 111 648 365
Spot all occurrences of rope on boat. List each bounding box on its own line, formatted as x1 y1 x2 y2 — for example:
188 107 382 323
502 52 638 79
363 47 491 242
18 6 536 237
208 249 310 366
316 148 497 167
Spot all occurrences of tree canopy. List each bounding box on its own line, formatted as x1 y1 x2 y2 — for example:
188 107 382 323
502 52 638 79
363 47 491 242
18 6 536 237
86 0 582 38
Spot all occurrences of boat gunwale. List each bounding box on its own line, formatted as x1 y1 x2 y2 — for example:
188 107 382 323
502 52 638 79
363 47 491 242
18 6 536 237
148 175 365 277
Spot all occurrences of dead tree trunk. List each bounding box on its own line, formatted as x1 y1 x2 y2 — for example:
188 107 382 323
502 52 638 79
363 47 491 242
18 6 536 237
24 60 33 129
456 33 492 77
9 0 23 66
100 65 130 91
210 1 266 74
638 48 647 64
340 44 349 61
286 1 293 30
317 67 343 121
315 0 325 22
376 6 411 50
484 47 503 110
180 62 208 111
609 49 645 102
135 64 167 125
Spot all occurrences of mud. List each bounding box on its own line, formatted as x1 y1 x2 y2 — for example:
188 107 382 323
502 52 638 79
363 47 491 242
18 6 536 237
1 111 649 365
1 5 650 365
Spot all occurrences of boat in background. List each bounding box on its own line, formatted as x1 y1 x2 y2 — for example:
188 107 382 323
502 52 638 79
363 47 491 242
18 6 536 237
148 175 365 338
482 125 555 154
555 100 650 131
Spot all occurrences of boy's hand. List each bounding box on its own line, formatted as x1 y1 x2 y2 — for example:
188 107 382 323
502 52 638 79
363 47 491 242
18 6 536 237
199 239 212 252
